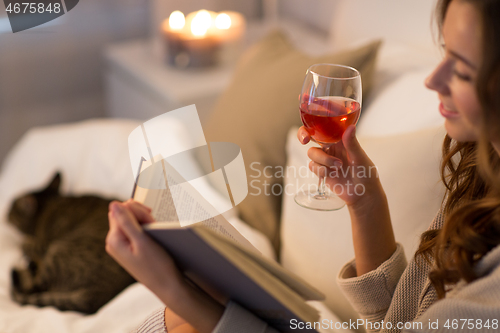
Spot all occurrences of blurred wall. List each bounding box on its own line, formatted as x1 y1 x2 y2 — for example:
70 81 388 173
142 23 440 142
0 0 149 167
277 0 337 33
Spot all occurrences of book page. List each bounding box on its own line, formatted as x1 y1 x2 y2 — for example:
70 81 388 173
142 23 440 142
133 155 179 222
133 156 257 253
199 215 257 253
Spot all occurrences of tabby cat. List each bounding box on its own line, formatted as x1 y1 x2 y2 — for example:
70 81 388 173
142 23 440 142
8 172 135 314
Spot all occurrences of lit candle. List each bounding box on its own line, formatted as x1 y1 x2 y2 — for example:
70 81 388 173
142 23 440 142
161 9 246 68
215 13 231 30
179 10 219 67
162 11 189 67
213 11 246 65
168 10 185 30
213 11 245 43
190 10 212 37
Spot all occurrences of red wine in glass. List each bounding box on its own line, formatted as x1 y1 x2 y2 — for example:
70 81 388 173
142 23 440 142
300 96 360 145
295 63 362 211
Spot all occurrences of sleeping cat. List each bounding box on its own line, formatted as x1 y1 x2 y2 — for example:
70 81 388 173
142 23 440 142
8 172 135 314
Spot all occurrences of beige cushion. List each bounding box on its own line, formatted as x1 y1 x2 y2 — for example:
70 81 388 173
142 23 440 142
280 125 446 323
201 30 382 250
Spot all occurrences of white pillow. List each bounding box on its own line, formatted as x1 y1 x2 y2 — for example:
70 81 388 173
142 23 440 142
358 67 444 137
280 124 446 323
329 0 438 52
0 119 142 206
0 118 231 215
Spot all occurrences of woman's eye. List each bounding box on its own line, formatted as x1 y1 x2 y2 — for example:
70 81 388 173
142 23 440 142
453 69 472 82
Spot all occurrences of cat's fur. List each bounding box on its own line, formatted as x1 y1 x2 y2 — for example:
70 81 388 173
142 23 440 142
8 172 135 314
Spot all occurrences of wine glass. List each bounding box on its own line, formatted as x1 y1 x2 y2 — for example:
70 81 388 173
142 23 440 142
294 64 362 211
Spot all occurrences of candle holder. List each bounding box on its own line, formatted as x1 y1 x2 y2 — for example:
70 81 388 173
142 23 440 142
161 10 245 69
164 33 220 68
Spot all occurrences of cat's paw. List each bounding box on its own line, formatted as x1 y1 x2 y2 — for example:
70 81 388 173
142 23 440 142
10 270 33 306
10 289 47 309
10 286 29 305
11 267 36 294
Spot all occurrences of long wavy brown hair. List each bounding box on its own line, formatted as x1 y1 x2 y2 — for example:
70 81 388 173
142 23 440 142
415 0 500 298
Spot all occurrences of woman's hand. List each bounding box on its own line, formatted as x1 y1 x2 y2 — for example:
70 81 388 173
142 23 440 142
297 125 382 207
105 200 224 333
298 126 397 276
105 200 185 301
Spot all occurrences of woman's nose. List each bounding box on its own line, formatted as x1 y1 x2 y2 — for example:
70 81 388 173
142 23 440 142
425 59 451 95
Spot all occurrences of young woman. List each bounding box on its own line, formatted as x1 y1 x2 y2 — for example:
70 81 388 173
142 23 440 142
105 0 500 332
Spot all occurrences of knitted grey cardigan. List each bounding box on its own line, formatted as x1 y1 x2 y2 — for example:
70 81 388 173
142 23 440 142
133 207 500 333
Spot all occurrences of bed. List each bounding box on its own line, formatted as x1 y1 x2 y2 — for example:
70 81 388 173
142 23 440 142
0 0 445 332
0 119 342 333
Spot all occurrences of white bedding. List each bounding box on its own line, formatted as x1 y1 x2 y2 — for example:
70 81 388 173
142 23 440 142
0 117 348 333
0 118 276 333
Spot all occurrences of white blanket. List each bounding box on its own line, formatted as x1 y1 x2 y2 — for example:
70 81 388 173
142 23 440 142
0 118 277 333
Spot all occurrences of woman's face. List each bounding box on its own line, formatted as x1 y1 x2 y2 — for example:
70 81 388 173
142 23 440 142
425 0 482 142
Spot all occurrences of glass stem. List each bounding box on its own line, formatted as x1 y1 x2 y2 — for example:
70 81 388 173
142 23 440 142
317 144 331 198
318 176 326 197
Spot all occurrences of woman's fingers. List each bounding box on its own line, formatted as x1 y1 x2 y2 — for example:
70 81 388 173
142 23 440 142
309 161 337 178
297 126 311 144
110 202 144 241
106 222 128 249
307 147 343 168
106 210 132 258
342 126 372 166
105 202 188 304
123 200 155 224
124 199 152 212
300 125 371 168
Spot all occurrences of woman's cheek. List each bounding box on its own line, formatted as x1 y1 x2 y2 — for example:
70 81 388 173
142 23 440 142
464 94 482 130
456 84 483 135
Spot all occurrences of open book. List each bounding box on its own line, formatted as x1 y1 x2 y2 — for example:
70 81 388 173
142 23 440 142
132 155 325 332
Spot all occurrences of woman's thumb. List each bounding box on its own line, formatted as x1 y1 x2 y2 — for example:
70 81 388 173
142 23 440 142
342 126 368 164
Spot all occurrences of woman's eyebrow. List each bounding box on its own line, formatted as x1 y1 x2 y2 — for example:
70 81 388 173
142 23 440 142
450 50 477 69
442 44 478 70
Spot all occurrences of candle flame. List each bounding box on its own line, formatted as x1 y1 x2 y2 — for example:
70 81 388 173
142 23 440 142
191 10 212 36
168 11 185 30
215 13 231 29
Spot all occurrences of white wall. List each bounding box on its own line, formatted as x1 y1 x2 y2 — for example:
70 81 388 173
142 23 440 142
278 0 338 33
0 0 150 166
277 0 437 50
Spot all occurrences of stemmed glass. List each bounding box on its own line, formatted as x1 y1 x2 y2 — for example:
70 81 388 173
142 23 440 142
294 64 362 211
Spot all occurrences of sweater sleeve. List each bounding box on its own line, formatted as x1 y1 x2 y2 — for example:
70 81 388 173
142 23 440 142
337 243 407 323
403 264 500 333
131 307 168 333
403 297 500 333
130 303 279 333
212 301 280 333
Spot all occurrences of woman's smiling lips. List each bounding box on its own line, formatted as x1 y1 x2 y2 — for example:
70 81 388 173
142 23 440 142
439 102 460 118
